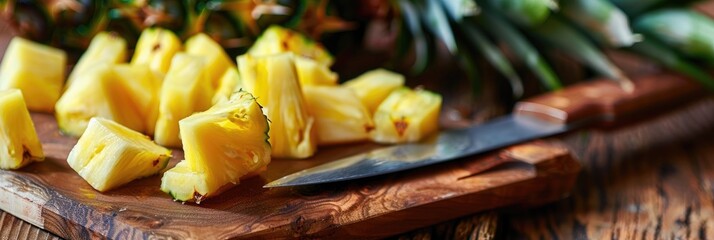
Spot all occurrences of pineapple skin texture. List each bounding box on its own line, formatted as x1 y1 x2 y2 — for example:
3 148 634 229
303 86 374 145
154 53 214 147
0 37 67 113
371 88 442 143
248 25 334 66
343 69 406 113
161 91 271 203
65 32 127 89
185 33 232 89
131 28 182 74
238 53 317 158
0 89 44 169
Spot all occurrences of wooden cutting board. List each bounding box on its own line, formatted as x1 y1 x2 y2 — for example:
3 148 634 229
0 113 580 239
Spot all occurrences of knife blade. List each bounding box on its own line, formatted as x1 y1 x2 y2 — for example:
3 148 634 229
265 73 702 188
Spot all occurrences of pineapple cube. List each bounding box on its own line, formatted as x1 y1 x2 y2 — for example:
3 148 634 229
238 53 317 158
55 64 160 137
154 53 214 147
371 88 442 143
248 25 334 66
131 28 182 74
0 37 66 112
343 69 405 113
294 56 338 86
0 89 44 169
68 117 171 192
185 33 232 88
66 32 127 89
161 91 270 203
303 86 374 145
212 67 241 105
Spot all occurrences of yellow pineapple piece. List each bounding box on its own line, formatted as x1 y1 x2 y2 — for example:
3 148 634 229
303 86 374 145
66 32 127 89
55 64 160 137
343 69 405 113
0 37 66 112
68 117 171 192
371 88 442 143
0 89 44 169
238 53 316 158
248 25 333 66
294 56 338 86
131 28 182 74
161 91 270 203
154 53 213 147
185 33 232 88
212 67 240 105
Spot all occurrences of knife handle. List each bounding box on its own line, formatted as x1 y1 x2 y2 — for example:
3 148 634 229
513 73 704 125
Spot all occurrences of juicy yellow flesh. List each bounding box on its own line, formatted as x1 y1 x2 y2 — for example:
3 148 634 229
343 69 406 113
68 118 170 192
55 64 159 137
294 56 338 86
185 33 232 89
238 53 316 158
161 91 270 202
131 28 182 74
66 32 127 89
248 25 333 66
212 67 240 105
372 88 442 143
0 89 44 169
303 86 374 145
0 37 67 112
154 53 213 147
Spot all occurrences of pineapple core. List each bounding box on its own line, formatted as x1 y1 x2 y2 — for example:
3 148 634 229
303 86 374 145
0 89 44 169
0 37 66 113
67 117 171 192
161 91 271 203
343 69 406 113
371 88 442 143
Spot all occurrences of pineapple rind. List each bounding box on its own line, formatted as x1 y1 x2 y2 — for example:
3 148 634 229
343 69 406 113
0 37 67 112
0 89 44 169
371 88 442 143
303 86 374 145
131 28 182 74
67 118 171 192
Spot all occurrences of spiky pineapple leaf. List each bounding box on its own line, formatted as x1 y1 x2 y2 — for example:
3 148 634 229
416 0 458 54
629 38 714 90
438 0 479 22
397 0 429 74
562 0 640 47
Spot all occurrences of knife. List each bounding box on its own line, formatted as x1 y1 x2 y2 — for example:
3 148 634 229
265 73 703 188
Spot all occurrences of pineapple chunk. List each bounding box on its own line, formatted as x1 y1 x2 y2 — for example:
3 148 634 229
0 37 66 112
68 117 171 192
238 53 317 158
371 88 442 143
343 69 405 113
131 28 182 74
0 89 44 169
56 64 160 137
66 32 127 89
212 67 240 105
248 25 333 66
154 53 213 147
185 33 232 88
294 56 338 86
161 91 270 203
303 86 374 145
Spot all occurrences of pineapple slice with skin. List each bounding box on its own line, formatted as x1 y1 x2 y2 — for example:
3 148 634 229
0 37 66 113
343 69 406 113
161 91 270 203
0 89 44 169
294 56 338 86
55 64 160 137
238 53 317 158
303 86 374 145
68 117 171 192
371 88 442 144
65 32 127 89
248 25 334 66
131 28 182 74
212 67 240 105
154 53 214 147
185 33 232 89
